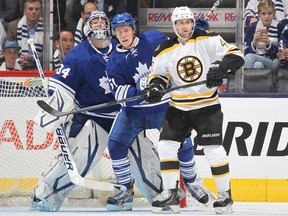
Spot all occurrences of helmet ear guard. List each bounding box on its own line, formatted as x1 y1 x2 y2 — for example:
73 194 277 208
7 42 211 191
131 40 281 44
83 10 111 39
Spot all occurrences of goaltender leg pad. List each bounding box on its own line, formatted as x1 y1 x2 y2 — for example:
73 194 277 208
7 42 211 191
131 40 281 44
32 120 109 211
34 89 75 132
129 131 163 203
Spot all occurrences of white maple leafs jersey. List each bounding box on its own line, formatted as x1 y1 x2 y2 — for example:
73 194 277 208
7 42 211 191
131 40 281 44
149 30 244 111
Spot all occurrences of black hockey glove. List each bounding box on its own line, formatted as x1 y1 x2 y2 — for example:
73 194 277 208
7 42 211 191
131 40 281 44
143 83 164 103
206 60 228 88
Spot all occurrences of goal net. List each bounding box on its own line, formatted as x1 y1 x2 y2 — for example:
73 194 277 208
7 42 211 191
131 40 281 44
0 70 165 207
0 71 57 203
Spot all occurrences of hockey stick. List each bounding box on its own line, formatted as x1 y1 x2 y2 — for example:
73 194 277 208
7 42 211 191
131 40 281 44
205 0 222 20
28 38 123 191
37 80 207 117
27 38 49 93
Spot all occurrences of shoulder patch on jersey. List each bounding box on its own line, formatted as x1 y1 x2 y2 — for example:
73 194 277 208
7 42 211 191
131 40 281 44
154 38 178 57
193 29 218 39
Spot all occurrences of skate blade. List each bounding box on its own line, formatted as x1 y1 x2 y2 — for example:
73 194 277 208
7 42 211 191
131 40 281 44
152 205 180 214
215 204 233 214
107 203 132 212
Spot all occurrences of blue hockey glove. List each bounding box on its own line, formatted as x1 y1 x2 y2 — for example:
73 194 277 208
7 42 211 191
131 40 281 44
143 83 164 103
206 60 228 88
195 16 210 31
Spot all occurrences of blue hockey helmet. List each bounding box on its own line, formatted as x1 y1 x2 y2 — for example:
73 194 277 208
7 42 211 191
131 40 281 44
111 12 136 30
83 10 111 39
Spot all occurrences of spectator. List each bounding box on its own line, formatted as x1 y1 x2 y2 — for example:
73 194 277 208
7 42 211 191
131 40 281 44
0 22 6 64
0 39 22 70
244 0 288 26
104 0 127 20
276 22 288 92
74 2 97 46
0 0 21 31
70 0 95 23
53 28 74 70
277 19 288 65
6 0 44 70
244 0 279 73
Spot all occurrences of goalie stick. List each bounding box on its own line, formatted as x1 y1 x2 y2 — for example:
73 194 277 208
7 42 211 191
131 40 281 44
28 38 123 191
37 80 207 117
27 38 49 93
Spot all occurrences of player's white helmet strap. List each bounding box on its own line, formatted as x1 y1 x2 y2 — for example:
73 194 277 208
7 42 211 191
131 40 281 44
171 6 195 41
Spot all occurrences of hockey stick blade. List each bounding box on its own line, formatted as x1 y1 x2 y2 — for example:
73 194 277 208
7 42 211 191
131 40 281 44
37 80 206 117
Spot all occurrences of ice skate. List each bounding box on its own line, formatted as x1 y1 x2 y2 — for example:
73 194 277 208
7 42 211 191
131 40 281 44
106 179 134 211
30 194 58 212
151 188 181 214
213 189 233 214
184 179 209 205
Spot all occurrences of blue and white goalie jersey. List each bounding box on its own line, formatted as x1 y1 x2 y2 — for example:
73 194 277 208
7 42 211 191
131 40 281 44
48 40 119 119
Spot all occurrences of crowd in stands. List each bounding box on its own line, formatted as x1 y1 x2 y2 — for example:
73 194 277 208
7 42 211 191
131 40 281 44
0 0 288 92
243 0 288 92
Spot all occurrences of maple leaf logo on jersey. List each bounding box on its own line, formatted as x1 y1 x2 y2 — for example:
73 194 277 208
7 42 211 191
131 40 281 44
99 76 111 94
133 62 151 83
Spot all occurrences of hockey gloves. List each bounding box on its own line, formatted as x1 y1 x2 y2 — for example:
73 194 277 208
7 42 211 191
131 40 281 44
143 83 164 103
206 60 228 88
195 16 210 31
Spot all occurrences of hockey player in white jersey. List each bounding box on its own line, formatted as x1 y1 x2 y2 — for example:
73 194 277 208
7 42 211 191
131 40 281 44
105 12 209 212
144 6 245 214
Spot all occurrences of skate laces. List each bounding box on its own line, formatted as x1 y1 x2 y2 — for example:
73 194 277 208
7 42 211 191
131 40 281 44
217 191 230 201
160 190 172 200
157 189 175 201
113 187 133 199
187 181 206 198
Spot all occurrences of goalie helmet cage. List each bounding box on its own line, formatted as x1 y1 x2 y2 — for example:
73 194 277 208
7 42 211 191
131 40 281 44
0 70 188 208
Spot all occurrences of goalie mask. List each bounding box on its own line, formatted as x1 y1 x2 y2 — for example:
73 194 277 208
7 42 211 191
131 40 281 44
83 10 111 40
171 6 195 41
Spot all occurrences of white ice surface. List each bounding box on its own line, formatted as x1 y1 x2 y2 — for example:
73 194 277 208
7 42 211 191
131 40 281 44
0 202 287 216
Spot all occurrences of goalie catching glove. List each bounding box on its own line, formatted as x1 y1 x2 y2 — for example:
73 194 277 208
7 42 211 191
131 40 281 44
206 60 228 88
143 83 165 103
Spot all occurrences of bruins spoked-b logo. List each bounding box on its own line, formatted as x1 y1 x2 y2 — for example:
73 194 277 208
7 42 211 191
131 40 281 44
177 56 203 82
